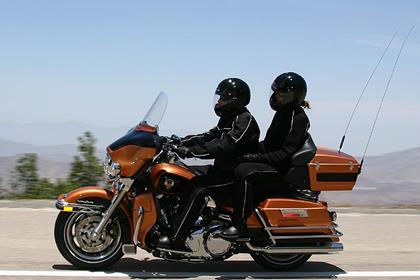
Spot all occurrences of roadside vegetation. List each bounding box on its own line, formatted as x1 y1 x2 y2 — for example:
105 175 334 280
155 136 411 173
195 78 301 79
0 131 103 199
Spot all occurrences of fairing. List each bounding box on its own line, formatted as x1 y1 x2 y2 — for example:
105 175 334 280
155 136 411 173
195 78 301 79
107 145 157 177
106 92 168 177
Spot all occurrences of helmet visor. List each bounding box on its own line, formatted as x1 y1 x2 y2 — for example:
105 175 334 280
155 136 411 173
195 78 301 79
213 91 235 109
270 88 294 107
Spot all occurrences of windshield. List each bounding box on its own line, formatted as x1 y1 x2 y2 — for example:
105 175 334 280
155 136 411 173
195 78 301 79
141 92 168 128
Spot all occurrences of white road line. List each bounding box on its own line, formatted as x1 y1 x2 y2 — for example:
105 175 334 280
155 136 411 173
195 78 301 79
339 213 420 217
0 208 57 212
1 270 420 278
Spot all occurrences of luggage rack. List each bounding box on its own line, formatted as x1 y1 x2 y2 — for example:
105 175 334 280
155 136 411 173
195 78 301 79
255 209 342 245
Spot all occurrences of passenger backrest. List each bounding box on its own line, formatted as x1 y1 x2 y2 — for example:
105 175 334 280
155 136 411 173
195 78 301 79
290 133 317 166
285 134 317 189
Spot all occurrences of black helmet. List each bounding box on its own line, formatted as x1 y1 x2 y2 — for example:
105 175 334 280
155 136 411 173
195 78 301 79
269 72 307 111
214 78 250 117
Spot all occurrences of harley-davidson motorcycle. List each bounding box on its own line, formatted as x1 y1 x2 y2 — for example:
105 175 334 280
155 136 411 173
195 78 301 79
54 92 360 270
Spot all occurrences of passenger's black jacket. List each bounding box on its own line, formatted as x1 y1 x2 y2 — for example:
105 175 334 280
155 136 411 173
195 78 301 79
181 108 260 172
254 105 310 170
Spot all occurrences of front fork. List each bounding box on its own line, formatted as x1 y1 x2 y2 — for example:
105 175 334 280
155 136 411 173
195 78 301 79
91 178 134 241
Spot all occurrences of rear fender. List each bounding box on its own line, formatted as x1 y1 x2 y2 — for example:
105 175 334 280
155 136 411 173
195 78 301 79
55 186 133 238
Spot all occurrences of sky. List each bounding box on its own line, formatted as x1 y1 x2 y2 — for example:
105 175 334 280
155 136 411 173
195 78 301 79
0 0 419 155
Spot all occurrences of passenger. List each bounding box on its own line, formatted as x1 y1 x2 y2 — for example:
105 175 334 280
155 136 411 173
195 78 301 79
158 78 260 251
220 72 311 240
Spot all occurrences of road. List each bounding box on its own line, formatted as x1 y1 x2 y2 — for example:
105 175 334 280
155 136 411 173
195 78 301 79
0 200 419 279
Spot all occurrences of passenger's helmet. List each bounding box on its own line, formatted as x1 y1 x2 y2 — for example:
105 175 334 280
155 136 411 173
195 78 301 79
269 72 307 111
214 78 251 117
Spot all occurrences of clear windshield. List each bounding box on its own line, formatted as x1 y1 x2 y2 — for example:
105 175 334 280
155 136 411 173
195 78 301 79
141 91 168 128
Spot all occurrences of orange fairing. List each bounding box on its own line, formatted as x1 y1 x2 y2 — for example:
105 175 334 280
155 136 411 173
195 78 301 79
133 193 157 248
150 163 196 188
107 145 156 177
57 186 133 234
136 122 157 133
308 146 360 191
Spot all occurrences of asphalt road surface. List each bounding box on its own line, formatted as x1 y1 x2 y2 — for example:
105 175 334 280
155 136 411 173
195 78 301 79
0 200 419 280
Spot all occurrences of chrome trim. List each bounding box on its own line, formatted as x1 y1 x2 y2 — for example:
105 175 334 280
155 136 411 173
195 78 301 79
308 162 358 167
92 179 133 240
119 178 134 189
253 206 342 243
266 223 339 231
133 206 144 246
157 247 193 256
255 208 276 246
271 232 343 240
246 242 343 254
55 200 104 214
122 244 137 255
280 208 308 218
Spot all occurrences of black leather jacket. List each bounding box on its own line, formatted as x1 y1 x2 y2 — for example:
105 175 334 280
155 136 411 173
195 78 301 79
255 105 310 170
181 108 260 172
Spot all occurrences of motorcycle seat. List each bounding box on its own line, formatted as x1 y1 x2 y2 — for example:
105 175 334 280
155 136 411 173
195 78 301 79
254 134 319 202
289 133 317 166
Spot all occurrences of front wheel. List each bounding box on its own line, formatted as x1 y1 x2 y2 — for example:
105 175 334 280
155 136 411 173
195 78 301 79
250 252 311 271
54 211 130 269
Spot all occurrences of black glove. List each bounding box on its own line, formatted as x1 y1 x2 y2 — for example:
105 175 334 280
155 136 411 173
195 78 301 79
238 153 262 163
161 136 171 144
174 146 192 159
170 134 182 145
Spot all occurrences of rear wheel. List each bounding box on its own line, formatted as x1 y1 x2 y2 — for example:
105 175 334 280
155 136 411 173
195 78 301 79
250 252 311 271
54 211 130 269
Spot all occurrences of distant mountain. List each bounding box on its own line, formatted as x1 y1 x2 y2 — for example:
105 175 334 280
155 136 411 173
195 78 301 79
0 139 77 157
356 147 420 183
321 177 420 205
0 121 192 149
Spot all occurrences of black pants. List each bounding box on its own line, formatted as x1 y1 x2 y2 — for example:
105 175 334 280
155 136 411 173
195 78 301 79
231 162 286 227
172 166 234 240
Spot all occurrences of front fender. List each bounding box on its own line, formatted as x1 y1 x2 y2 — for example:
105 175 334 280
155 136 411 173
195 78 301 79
55 186 133 237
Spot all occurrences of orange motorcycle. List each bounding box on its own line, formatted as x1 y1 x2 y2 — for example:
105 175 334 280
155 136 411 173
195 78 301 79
54 92 360 270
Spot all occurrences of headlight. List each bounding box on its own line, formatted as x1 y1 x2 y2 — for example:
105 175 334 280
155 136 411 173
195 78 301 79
104 153 121 180
109 162 121 177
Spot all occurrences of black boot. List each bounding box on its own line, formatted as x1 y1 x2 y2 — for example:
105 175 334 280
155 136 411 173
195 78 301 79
219 225 249 241
157 235 192 252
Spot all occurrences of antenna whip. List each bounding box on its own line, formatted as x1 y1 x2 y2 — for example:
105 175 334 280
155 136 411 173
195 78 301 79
360 25 415 170
339 30 398 152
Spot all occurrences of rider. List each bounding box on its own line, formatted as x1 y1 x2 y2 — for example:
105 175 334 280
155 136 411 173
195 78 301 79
158 78 260 251
220 72 311 239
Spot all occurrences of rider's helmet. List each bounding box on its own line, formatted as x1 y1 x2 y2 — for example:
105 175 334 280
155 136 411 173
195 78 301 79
214 78 251 117
269 72 307 111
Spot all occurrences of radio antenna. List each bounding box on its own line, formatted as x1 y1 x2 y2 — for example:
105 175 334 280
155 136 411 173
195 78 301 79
338 30 398 153
360 25 415 170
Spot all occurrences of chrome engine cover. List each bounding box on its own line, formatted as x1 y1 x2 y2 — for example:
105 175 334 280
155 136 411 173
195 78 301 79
185 224 232 260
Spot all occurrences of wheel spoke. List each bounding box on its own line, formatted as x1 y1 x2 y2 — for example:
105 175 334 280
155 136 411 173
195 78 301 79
64 213 122 262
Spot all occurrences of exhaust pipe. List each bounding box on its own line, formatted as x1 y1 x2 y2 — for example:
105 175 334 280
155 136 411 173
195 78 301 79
246 242 343 254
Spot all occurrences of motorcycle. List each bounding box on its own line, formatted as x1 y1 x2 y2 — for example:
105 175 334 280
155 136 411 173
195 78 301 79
54 92 360 270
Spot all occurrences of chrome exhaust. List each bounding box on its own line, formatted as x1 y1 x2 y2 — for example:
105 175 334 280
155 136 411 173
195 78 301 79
246 242 343 254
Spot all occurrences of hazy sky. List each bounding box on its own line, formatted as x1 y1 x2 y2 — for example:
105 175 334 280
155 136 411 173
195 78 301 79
0 0 419 155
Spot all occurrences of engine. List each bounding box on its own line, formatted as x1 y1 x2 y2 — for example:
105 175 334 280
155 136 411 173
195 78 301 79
186 223 233 260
